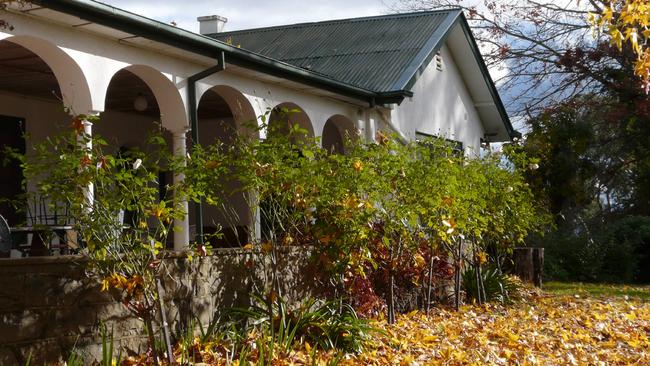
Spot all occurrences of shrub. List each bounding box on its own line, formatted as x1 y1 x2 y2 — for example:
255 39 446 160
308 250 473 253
462 267 522 304
543 215 650 283
218 295 377 355
601 216 650 283
16 116 202 362
19 109 548 351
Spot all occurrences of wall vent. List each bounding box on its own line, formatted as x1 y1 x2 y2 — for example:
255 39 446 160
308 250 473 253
435 52 443 71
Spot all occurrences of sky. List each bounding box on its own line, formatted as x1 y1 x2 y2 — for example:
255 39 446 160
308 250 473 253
101 0 399 33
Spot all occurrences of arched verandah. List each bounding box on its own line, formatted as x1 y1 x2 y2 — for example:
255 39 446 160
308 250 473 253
268 102 315 143
0 36 92 256
194 85 258 247
322 114 358 154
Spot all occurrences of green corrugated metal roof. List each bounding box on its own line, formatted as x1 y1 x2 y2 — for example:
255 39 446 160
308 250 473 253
210 10 460 93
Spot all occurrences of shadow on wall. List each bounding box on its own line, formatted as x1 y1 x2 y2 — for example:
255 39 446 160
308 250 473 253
0 247 326 365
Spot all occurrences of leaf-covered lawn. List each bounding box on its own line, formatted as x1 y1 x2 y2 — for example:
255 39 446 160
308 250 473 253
131 285 650 365
264 288 648 365
344 291 649 365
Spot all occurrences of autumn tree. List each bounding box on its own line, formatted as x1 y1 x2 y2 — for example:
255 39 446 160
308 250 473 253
590 0 650 93
395 1 649 282
394 1 650 210
393 0 645 114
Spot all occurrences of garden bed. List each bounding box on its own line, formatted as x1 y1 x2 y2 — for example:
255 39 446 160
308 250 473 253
147 284 650 365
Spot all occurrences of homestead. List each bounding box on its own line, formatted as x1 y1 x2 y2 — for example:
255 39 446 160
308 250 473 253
0 1 514 250
0 1 517 363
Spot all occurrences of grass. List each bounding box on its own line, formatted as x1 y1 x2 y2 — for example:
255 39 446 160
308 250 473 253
544 281 650 300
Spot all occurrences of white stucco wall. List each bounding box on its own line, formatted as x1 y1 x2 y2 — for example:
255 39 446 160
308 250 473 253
391 45 485 155
1 8 490 154
0 92 70 146
195 73 361 140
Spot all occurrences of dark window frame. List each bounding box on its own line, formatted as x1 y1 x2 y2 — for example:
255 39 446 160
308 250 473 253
415 131 463 156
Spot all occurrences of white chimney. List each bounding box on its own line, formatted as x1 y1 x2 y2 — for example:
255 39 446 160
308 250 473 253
197 15 228 35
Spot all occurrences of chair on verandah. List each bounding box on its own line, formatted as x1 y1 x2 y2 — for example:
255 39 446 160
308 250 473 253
22 196 76 256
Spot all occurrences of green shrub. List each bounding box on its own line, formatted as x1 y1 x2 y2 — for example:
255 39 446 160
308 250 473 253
601 216 650 283
462 267 522 304
543 215 650 283
218 295 377 355
542 229 601 282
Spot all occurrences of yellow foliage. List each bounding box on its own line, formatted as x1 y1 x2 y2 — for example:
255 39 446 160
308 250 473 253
352 159 364 172
590 0 650 92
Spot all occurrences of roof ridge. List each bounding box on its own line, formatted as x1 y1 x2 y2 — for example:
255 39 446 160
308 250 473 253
214 9 460 36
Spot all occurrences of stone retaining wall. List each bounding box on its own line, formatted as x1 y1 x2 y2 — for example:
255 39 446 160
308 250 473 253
0 247 323 365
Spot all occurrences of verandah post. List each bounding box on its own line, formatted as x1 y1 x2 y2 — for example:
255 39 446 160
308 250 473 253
172 128 190 251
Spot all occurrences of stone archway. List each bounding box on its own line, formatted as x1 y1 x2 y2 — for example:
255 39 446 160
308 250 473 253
0 35 93 114
268 102 314 143
322 114 357 154
194 85 259 247
101 66 189 249
0 38 93 227
104 65 188 134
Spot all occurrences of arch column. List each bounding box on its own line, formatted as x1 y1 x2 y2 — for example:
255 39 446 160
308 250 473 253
356 118 366 139
363 110 377 142
79 117 95 211
172 128 191 250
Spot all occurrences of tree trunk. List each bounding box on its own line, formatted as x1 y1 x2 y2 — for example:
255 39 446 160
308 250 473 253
387 243 396 324
149 240 173 364
454 262 460 311
513 247 544 287
532 248 544 287
426 253 434 314
453 239 463 310
388 272 395 324
155 277 174 365
476 262 483 305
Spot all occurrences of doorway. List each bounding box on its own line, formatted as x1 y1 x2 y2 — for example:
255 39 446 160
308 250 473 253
0 115 25 226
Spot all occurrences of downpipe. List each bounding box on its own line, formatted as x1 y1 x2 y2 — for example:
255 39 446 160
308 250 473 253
187 51 226 245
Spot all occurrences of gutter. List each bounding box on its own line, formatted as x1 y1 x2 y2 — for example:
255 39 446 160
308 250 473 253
187 52 227 245
33 0 410 105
